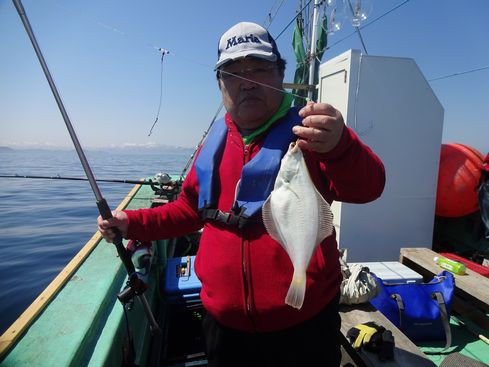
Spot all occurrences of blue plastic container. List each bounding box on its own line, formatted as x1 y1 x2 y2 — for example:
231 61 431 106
164 255 202 303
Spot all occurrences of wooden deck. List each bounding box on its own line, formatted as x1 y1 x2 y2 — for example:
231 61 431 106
400 247 489 331
340 303 436 367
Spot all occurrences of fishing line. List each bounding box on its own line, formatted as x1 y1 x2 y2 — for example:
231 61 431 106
52 2 310 119
160 54 312 102
264 0 287 29
49 1 411 102
180 102 225 180
327 0 411 51
52 1 174 138
96 21 126 37
0 174 157 185
148 49 169 136
178 58 318 179
346 0 368 54
52 1 162 53
51 1 315 103
35 1 317 138
275 0 314 40
217 70 310 101
428 66 489 82
353 26 368 54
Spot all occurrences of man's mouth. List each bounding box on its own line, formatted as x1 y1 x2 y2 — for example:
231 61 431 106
240 95 261 104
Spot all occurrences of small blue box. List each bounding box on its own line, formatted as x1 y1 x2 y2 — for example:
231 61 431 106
164 256 202 303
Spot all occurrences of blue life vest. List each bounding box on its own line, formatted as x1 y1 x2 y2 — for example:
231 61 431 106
194 107 301 228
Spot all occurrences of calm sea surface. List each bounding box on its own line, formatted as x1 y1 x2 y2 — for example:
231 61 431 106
0 148 192 334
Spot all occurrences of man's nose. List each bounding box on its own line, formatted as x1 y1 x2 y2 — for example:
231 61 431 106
239 75 258 89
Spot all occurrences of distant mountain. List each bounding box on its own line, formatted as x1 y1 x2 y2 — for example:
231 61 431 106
0 143 194 153
90 144 195 154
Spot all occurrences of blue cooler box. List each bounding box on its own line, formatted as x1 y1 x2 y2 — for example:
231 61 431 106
164 255 202 304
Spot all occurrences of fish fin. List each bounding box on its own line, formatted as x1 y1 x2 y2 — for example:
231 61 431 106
262 195 284 245
315 192 334 245
234 179 241 202
285 272 306 309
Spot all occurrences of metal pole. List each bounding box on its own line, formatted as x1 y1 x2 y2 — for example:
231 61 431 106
307 0 321 101
12 0 160 335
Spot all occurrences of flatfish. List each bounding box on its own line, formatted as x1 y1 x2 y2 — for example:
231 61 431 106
262 142 333 309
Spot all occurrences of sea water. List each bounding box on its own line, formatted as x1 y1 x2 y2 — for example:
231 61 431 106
0 148 192 334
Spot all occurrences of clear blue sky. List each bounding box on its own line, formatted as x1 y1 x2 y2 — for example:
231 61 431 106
1 0 488 154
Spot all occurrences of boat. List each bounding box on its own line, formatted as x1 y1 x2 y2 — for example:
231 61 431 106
1 174 488 367
0 177 211 366
1 1 488 366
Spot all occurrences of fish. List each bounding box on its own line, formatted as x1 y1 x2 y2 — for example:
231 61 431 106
262 142 334 309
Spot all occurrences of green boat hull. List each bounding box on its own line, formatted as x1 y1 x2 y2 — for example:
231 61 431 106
1 183 167 366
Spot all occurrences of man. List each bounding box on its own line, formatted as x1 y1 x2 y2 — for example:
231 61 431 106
98 22 385 366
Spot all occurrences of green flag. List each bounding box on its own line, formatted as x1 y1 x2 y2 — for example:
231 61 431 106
292 13 328 105
316 14 328 63
309 14 328 101
292 14 308 107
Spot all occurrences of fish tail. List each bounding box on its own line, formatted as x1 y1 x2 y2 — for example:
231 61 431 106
285 272 306 309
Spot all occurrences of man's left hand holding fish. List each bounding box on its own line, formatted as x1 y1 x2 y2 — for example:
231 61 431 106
293 101 346 153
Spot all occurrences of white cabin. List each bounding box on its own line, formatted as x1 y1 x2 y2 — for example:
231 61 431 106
318 49 444 262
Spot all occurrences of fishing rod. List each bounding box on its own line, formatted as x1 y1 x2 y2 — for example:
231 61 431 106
12 0 160 336
0 174 161 185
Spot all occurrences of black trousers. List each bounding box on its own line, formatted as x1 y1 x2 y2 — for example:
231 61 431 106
202 294 341 367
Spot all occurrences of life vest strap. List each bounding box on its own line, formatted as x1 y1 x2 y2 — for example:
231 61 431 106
195 107 301 220
201 207 256 229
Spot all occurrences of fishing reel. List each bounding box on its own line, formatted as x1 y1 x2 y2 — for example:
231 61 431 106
155 172 171 185
117 240 153 304
149 172 183 204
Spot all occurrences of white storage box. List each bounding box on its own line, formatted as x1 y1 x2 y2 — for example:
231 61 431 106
349 261 423 284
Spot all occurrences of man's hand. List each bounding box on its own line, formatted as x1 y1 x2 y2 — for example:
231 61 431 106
97 210 129 243
293 101 345 153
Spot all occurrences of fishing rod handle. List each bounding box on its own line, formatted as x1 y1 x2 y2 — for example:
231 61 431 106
97 198 136 275
138 295 162 336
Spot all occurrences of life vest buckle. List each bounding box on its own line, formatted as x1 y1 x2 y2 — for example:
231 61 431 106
214 209 234 224
202 208 238 226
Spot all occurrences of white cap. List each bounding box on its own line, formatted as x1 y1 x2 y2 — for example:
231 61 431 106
215 22 281 70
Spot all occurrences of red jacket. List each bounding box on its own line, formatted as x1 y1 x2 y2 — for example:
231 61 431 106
482 153 489 174
124 112 385 332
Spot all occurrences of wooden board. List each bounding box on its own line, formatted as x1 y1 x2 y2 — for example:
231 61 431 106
340 303 436 367
400 248 489 330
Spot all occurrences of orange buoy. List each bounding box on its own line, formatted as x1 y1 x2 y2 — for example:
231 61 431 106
435 143 484 217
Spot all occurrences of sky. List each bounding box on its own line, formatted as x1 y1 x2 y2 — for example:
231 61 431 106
0 0 488 155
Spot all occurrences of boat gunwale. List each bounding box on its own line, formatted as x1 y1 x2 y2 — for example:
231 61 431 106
0 183 142 358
